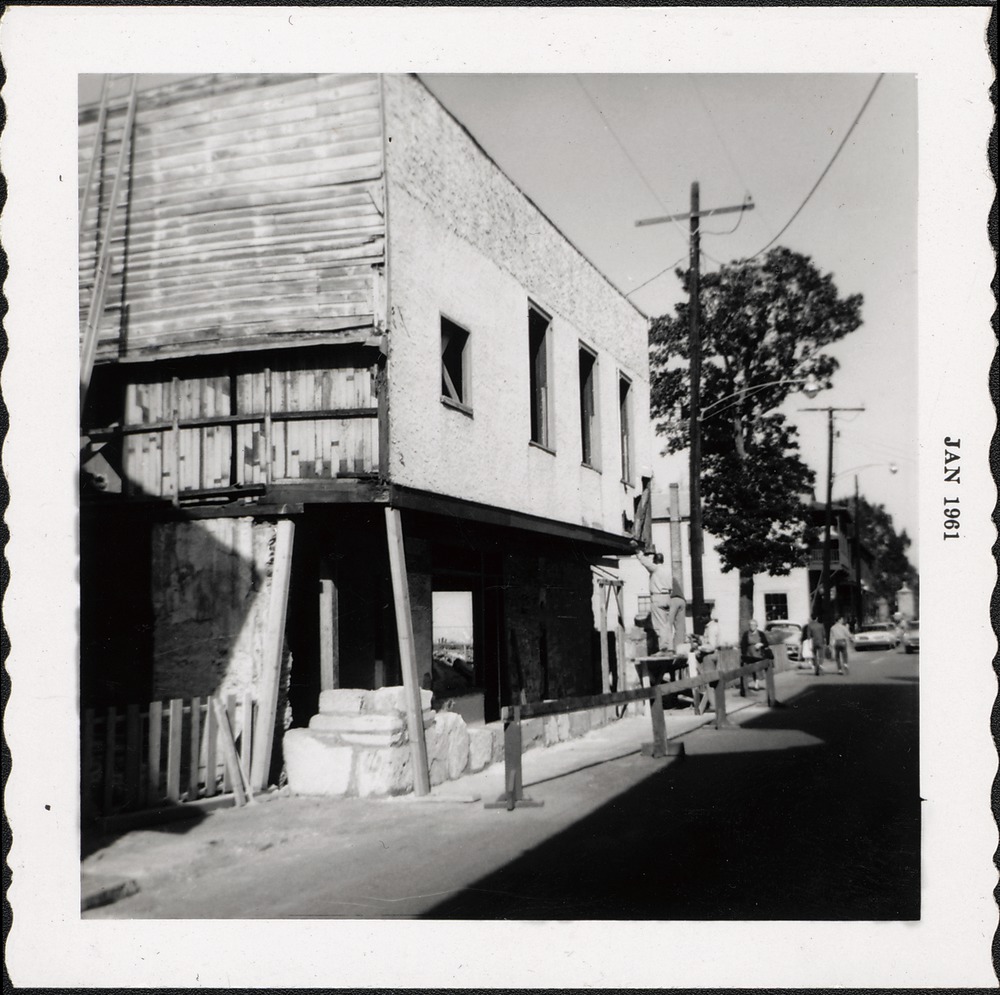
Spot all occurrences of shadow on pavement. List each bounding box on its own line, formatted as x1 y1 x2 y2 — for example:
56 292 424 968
424 675 919 921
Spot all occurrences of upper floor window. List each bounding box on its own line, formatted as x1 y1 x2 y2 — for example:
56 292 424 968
528 304 553 450
578 344 599 469
441 315 471 412
619 373 633 483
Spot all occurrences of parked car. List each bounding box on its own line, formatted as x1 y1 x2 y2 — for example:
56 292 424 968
852 622 899 651
899 619 919 654
765 620 803 660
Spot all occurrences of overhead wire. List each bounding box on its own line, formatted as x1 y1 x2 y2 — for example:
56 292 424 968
573 75 691 245
625 251 690 299
741 73 885 261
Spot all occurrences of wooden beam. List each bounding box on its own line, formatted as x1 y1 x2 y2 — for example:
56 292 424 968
384 507 431 796
614 585 627 694
389 484 634 554
212 696 249 807
598 586 611 694
250 519 294 791
319 556 340 691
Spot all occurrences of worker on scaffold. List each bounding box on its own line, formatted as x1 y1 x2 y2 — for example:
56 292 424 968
632 541 687 655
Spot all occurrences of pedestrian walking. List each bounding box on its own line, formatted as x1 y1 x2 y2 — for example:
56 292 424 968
830 616 851 675
806 615 826 676
740 618 772 691
633 543 675 655
800 623 815 671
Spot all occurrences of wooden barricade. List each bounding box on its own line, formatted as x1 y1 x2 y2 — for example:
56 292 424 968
81 693 257 823
487 657 777 811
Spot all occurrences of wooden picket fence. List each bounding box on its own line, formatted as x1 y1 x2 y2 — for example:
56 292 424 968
81 693 256 821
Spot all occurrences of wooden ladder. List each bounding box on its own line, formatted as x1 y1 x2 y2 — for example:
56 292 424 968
80 74 138 410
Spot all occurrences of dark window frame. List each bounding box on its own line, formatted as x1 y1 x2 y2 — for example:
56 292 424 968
528 303 553 450
440 314 472 415
578 343 600 470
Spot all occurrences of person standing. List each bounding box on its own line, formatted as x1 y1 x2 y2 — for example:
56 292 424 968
806 615 827 676
633 544 675 655
740 618 771 692
830 616 851 675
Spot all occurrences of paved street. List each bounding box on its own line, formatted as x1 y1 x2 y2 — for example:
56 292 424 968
83 648 918 920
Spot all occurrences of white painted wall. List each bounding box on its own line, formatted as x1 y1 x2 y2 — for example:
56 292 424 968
383 75 650 536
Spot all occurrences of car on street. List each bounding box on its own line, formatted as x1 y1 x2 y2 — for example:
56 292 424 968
852 622 899 651
899 619 919 654
765 620 803 660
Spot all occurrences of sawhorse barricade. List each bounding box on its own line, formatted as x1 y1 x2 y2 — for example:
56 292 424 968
486 658 777 811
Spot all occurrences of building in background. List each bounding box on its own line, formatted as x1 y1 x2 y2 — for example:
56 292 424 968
79 73 651 758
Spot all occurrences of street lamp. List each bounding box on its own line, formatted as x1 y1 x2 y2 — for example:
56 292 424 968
699 376 822 422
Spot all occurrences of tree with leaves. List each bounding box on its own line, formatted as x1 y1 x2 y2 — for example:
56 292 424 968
650 246 864 631
854 495 918 607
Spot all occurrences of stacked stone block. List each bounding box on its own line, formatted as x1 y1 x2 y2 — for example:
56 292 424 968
284 685 628 799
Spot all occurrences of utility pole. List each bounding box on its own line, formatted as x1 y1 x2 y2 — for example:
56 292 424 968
801 406 865 636
636 187 753 635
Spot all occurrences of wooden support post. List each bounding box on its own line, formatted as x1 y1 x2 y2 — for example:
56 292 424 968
765 661 777 707
203 699 218 798
240 692 254 779
189 697 201 800
384 507 431 797
250 518 294 791
166 698 183 802
649 688 667 757
485 706 542 810
212 697 250 807
614 584 626 693
319 556 339 691
598 585 611 694
714 675 734 729
147 701 162 807
641 686 685 759
222 695 235 793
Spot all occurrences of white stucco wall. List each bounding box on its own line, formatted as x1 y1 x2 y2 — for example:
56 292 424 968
382 74 650 536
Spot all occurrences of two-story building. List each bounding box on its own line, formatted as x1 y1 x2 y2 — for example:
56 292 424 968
78 73 651 766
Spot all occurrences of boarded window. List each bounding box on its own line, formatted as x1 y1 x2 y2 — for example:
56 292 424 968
579 345 598 468
619 373 633 483
441 316 470 408
528 305 552 448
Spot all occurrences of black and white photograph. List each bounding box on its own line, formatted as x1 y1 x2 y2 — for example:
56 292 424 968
3 5 995 988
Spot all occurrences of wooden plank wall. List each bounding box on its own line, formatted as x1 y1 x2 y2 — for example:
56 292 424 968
79 74 385 361
122 364 378 496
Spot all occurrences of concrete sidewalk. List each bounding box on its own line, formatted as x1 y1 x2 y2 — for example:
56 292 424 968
81 684 767 914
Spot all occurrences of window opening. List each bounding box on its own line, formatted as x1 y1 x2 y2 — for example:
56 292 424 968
619 374 633 483
441 316 470 408
764 593 789 621
529 305 552 448
579 345 598 467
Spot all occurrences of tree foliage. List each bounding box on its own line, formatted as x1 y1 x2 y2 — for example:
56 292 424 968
855 495 918 603
650 247 864 580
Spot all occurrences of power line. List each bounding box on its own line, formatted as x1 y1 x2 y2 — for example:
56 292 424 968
573 75 691 245
742 73 885 260
625 251 689 298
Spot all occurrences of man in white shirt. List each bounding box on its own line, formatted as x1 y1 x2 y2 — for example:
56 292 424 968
633 544 684 654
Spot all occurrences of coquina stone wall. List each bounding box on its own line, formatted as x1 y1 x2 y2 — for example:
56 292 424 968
150 517 287 702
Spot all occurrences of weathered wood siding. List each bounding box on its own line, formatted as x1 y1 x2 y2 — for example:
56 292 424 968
79 74 385 361
121 363 379 498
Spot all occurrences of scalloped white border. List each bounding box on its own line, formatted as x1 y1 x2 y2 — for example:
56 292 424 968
3 6 996 987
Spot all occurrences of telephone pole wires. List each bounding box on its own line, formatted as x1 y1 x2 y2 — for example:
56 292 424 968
636 186 753 634
800 405 865 634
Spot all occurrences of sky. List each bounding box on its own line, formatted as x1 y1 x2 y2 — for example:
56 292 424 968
78 71 919 565
421 73 918 565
